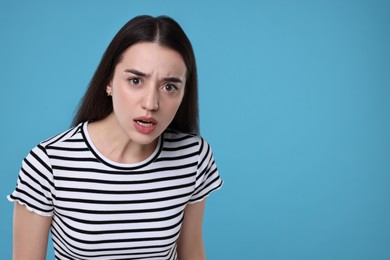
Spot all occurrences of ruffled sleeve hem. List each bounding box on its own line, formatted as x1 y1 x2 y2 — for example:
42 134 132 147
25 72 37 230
188 180 223 204
7 196 54 217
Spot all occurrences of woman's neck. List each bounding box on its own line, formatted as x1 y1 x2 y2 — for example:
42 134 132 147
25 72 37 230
87 114 158 164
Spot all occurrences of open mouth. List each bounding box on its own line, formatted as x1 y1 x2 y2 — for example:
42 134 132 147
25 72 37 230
133 117 158 134
135 119 155 127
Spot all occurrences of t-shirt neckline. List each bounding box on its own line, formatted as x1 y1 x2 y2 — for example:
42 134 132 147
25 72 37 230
81 121 163 170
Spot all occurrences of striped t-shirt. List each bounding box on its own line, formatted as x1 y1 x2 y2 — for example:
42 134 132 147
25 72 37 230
8 122 223 259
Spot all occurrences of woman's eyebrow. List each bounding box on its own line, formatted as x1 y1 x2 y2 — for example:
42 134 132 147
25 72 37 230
124 68 183 83
124 69 146 77
163 77 183 83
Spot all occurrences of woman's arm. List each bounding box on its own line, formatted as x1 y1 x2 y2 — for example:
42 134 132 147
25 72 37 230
13 202 52 260
177 199 207 260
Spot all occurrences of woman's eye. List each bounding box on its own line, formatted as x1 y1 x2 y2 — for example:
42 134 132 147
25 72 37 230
129 78 141 86
163 84 177 93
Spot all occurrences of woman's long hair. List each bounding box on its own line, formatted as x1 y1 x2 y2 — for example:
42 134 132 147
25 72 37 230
72 15 199 134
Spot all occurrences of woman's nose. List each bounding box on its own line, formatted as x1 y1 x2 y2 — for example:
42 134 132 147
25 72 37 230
142 87 159 111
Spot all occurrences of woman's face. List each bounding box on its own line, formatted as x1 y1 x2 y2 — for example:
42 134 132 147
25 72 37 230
106 42 187 146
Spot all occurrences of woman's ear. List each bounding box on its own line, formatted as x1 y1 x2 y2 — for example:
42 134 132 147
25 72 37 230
106 84 112 96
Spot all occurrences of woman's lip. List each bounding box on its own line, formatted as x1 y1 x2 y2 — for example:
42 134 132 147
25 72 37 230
133 117 158 134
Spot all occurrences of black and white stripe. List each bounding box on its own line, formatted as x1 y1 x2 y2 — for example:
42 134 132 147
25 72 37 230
9 122 223 259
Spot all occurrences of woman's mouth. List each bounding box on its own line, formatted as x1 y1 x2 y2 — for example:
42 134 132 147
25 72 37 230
133 117 157 134
135 120 154 126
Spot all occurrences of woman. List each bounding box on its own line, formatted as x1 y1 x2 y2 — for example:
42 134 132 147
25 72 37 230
9 15 223 260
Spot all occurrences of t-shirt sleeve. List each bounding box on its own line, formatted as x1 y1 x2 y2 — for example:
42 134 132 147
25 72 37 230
189 137 223 204
8 144 55 217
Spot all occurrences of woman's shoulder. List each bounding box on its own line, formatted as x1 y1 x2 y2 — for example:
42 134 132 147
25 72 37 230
162 129 211 153
39 122 85 149
163 128 209 144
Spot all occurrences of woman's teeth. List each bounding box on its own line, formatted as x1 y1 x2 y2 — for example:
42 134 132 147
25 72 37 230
136 120 153 126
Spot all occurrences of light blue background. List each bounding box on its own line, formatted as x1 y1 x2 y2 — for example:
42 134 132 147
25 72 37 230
1 0 389 259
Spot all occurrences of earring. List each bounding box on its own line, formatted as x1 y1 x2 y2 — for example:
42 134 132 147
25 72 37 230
107 91 112 96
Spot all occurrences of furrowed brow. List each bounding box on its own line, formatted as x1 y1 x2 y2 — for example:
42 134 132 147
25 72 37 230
124 69 147 77
163 77 183 83
124 69 183 83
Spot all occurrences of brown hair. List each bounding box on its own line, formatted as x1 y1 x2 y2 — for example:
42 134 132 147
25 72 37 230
72 15 199 134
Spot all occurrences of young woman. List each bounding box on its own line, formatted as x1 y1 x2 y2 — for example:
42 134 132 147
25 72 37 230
8 15 223 260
